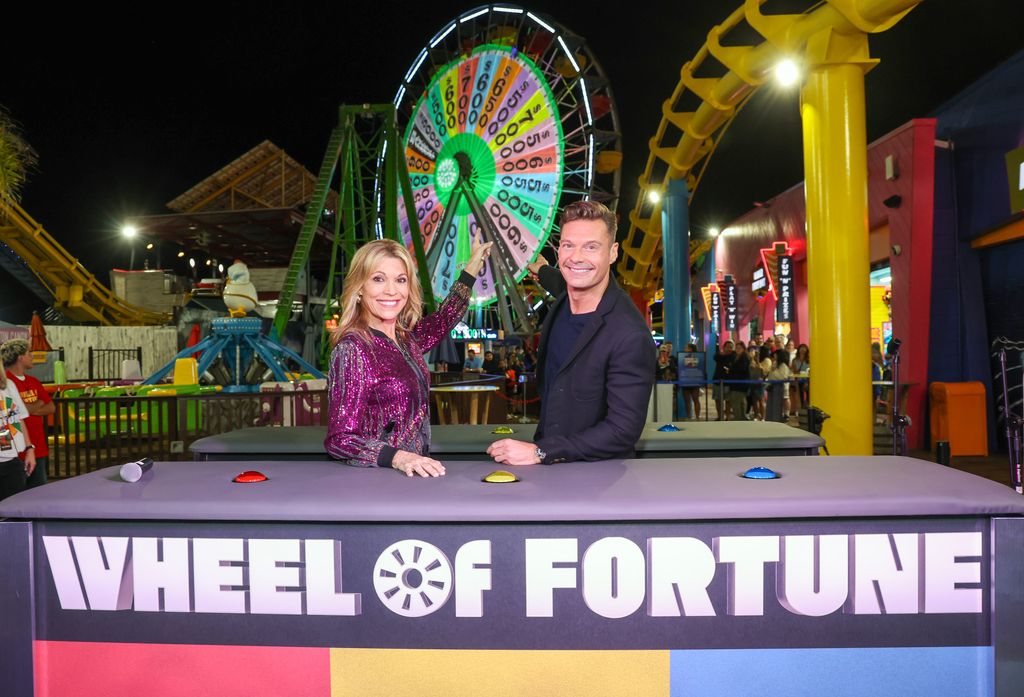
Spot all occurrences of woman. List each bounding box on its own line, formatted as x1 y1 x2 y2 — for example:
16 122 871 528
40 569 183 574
325 238 492 477
747 345 765 420
1 369 36 500
791 343 810 413
655 344 676 382
756 345 773 419
682 343 701 420
767 349 792 422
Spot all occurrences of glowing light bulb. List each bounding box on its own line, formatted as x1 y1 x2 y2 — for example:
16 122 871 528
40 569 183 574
774 59 800 87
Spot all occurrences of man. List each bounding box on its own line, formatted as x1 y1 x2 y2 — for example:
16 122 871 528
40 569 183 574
487 200 655 465
712 340 735 420
463 348 483 372
2 339 52 487
481 350 501 375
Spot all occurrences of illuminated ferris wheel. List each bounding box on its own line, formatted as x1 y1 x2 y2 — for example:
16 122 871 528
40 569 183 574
393 4 621 324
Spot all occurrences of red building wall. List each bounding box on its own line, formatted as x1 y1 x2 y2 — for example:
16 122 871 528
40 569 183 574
713 119 937 448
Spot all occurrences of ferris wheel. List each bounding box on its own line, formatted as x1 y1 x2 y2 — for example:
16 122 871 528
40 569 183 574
393 4 621 322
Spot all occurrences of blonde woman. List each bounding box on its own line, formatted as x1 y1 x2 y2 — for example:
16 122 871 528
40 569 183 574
325 238 491 477
1 368 35 500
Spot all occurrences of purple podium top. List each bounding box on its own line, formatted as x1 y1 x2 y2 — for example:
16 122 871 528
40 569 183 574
1 457 1022 523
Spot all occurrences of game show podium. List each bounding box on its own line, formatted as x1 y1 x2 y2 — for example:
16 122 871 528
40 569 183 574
1 455 1022 696
190 421 824 461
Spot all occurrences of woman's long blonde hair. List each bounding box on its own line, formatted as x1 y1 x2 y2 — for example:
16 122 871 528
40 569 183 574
331 239 424 345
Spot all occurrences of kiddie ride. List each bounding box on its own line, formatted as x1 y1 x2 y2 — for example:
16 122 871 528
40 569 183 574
144 260 325 395
54 262 325 445
143 316 321 394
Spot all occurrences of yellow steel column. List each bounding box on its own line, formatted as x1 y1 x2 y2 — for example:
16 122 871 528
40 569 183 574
800 30 875 455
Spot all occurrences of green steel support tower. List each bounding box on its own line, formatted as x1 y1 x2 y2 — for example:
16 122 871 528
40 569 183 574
271 104 433 366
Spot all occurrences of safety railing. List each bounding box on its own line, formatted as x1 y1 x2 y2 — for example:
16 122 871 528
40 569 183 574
47 389 328 478
87 346 142 381
657 377 810 423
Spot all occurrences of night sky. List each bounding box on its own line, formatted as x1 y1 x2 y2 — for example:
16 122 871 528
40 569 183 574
2 1 1019 323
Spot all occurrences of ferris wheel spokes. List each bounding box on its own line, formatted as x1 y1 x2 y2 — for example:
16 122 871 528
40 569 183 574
396 6 621 314
427 151 533 337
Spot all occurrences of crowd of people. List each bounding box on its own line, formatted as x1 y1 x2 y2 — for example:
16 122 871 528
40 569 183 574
653 334 811 422
463 346 536 397
654 334 895 423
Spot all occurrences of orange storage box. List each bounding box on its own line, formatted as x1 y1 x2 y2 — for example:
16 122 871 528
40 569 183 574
929 381 988 456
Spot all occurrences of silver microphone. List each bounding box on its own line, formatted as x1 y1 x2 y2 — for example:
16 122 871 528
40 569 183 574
119 457 154 483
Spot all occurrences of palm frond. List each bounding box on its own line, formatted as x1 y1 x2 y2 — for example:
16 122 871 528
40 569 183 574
0 105 38 203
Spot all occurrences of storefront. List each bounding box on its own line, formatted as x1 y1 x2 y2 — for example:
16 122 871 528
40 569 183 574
699 49 1024 454
705 118 937 448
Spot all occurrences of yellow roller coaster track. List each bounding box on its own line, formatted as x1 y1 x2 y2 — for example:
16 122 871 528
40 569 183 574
619 0 919 298
0 198 169 325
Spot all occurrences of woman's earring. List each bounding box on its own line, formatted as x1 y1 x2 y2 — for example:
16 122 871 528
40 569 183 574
356 294 362 303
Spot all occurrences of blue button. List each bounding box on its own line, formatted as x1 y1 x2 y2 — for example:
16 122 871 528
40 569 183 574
742 466 780 479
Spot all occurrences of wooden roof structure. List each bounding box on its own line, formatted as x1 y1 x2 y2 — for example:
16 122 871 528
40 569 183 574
168 140 338 213
132 141 339 269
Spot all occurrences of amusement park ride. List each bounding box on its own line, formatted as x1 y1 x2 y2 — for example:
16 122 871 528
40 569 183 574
0 1 927 454
267 5 625 363
1 4 624 392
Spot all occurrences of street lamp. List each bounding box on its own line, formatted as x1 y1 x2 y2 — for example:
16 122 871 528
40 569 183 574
122 225 138 270
774 58 800 87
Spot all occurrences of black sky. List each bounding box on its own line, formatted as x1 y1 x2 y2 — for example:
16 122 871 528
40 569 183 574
2 1 1020 322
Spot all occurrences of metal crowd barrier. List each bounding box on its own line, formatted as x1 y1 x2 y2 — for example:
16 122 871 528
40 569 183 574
658 378 806 422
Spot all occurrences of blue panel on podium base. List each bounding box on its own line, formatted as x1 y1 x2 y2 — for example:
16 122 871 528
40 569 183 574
670 646 993 697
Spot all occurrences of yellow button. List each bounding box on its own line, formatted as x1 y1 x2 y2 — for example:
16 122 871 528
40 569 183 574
482 470 519 483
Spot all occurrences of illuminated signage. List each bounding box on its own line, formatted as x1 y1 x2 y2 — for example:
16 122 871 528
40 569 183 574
701 283 722 334
776 255 794 322
451 322 499 340
751 267 767 293
723 280 738 331
1006 144 1024 213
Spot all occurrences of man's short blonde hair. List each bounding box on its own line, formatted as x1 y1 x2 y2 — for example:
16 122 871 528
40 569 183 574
1 339 29 368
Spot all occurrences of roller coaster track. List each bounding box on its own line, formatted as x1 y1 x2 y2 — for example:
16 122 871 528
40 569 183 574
619 0 919 297
0 198 169 325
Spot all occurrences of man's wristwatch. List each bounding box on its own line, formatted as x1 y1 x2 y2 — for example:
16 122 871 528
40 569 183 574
534 446 546 464
23 444 35 451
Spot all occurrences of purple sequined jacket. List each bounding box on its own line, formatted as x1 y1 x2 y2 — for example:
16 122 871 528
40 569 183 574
325 271 474 467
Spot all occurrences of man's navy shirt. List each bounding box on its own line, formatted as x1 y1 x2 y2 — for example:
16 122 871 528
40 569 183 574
540 303 595 426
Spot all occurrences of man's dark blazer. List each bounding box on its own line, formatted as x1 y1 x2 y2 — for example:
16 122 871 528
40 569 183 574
534 274 656 463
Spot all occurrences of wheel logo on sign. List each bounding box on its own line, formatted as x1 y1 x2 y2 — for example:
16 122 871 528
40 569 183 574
373 539 453 617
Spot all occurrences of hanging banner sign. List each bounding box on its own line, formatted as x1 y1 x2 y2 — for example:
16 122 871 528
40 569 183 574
751 267 767 294
776 255 794 322
724 283 738 331
710 289 721 333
